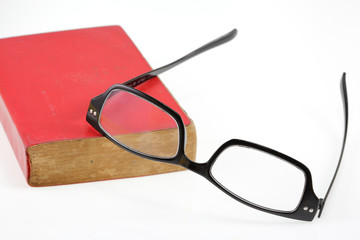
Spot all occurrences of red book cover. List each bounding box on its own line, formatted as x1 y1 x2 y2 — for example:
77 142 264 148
0 26 192 185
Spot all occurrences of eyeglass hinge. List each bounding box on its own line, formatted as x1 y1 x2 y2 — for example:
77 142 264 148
317 198 325 218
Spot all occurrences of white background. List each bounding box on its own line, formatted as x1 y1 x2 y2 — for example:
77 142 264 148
1 0 360 239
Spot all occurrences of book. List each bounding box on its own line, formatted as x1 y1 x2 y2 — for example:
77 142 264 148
0 26 196 186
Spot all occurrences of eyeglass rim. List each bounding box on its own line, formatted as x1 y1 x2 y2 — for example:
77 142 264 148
86 84 188 162
206 139 320 221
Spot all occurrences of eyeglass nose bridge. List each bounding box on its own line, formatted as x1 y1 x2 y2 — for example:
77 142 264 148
177 154 209 177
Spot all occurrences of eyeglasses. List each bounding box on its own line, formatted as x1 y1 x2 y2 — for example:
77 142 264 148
86 29 348 221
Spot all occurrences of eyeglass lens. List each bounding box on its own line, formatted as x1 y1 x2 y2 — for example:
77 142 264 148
210 146 306 211
99 89 180 158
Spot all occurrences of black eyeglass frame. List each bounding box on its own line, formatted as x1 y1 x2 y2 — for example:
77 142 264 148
86 29 348 222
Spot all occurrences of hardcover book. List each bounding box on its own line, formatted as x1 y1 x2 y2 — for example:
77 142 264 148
0 26 196 186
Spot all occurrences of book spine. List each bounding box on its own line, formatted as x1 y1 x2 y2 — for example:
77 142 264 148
0 94 28 180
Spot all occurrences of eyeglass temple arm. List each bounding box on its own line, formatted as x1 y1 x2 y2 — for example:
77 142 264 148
122 29 238 88
318 73 348 218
